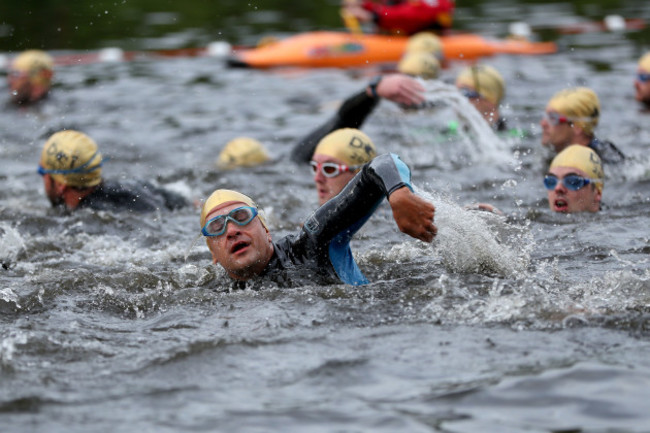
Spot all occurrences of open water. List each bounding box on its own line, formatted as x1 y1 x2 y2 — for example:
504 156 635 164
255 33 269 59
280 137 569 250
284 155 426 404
1 1 650 432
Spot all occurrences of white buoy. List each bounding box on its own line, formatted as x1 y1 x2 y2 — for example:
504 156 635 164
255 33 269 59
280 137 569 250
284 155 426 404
509 21 532 39
604 15 626 32
98 47 124 62
206 41 232 58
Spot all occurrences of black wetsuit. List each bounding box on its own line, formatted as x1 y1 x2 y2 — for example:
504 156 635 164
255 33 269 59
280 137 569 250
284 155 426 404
588 137 625 164
259 153 412 287
78 180 188 213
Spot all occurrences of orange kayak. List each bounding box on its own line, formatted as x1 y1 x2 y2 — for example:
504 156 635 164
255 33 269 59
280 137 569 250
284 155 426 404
227 31 557 69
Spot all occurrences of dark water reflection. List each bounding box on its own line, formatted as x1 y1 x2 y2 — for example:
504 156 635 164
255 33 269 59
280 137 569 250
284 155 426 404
1 1 650 432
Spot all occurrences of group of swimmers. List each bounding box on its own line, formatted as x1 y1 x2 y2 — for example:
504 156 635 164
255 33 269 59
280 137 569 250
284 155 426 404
5 36 648 287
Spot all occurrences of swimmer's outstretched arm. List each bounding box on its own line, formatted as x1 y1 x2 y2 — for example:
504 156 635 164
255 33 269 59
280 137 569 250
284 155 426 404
388 187 437 242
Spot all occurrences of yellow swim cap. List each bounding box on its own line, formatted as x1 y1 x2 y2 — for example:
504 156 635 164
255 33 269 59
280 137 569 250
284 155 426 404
40 130 103 188
314 128 377 167
397 51 440 80
217 137 270 170
547 87 600 135
455 64 505 106
405 32 443 58
200 189 268 230
550 144 604 192
10 50 54 73
638 52 650 72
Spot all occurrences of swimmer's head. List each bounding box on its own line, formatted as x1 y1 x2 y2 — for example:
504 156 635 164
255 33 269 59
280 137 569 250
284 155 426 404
39 130 103 188
10 50 54 77
550 144 604 193
217 137 270 170
635 53 650 106
405 32 443 59
397 51 440 80
8 50 54 104
314 128 376 167
200 189 268 230
455 64 505 106
547 87 600 135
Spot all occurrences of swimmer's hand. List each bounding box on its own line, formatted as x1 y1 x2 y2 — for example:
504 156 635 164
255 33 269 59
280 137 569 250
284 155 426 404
372 74 426 107
388 187 437 243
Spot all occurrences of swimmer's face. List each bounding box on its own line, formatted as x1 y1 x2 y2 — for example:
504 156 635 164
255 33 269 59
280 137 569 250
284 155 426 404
540 108 575 153
312 153 357 206
42 174 64 207
634 68 650 107
8 68 52 104
546 166 601 213
205 201 273 280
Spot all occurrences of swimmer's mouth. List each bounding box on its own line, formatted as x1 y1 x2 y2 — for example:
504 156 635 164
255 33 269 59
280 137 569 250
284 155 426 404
231 241 249 254
554 199 568 212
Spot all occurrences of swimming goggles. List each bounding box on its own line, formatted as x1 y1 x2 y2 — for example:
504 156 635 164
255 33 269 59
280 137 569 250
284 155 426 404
310 161 362 178
459 87 482 100
543 174 602 191
37 151 104 175
201 206 258 237
542 111 596 126
637 73 650 83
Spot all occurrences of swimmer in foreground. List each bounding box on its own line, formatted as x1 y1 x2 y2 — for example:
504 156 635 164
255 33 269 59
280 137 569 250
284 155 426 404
7 49 54 105
544 144 604 213
39 130 188 212
540 87 624 164
200 153 436 286
341 0 454 35
634 52 650 109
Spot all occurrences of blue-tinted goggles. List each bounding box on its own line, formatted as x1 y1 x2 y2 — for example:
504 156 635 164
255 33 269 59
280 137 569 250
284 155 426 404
637 73 650 83
201 206 258 237
459 87 482 100
543 174 601 191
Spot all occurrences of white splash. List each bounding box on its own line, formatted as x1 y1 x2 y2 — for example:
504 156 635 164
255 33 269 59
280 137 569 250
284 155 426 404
0 223 25 267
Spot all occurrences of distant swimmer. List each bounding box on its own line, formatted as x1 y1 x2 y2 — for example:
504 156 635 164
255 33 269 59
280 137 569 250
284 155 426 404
634 52 650 109
455 64 507 131
341 0 455 35
7 50 54 106
38 130 188 212
216 136 270 170
540 87 625 164
199 153 436 286
544 144 604 213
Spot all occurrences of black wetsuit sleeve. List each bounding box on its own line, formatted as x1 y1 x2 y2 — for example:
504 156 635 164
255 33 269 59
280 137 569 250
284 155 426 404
301 153 412 243
290 90 380 164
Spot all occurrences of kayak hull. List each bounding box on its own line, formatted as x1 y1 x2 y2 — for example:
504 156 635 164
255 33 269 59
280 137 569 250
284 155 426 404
227 31 557 69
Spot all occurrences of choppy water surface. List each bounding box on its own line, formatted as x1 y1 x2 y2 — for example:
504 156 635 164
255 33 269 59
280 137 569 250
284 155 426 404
1 3 650 432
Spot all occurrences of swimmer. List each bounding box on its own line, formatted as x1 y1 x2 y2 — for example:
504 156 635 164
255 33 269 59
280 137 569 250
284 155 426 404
7 50 54 105
455 64 507 130
311 128 377 205
290 73 427 164
216 137 270 170
544 144 604 213
38 130 188 212
341 1 454 35
540 87 624 164
634 52 650 109
200 153 436 286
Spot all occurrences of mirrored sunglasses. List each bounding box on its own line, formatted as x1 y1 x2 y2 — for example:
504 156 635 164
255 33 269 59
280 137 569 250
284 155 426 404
543 174 601 191
201 206 258 237
310 161 361 178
